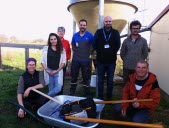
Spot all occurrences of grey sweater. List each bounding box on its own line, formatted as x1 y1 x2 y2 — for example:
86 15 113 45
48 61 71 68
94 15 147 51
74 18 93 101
120 35 148 70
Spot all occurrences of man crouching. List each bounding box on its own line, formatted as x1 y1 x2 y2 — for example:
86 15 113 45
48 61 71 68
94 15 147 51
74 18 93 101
114 60 160 123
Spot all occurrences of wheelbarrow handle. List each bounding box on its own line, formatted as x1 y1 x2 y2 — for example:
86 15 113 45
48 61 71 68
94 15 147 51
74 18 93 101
62 116 163 128
95 99 153 104
32 89 63 105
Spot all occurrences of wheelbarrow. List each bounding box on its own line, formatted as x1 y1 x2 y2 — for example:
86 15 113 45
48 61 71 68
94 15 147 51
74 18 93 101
33 89 163 128
37 95 105 128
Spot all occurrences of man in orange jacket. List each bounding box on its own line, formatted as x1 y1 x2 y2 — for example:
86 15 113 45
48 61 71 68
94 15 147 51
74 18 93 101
114 60 160 123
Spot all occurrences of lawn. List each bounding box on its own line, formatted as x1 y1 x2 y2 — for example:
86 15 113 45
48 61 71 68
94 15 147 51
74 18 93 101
0 50 169 128
0 69 169 128
0 69 48 128
0 49 48 128
1 48 42 70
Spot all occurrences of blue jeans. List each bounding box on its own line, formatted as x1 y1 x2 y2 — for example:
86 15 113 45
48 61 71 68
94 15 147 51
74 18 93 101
47 68 62 97
114 104 151 123
96 61 116 100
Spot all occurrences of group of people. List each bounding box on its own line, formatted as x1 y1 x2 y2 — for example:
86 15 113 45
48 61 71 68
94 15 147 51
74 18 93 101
17 27 71 118
17 16 160 124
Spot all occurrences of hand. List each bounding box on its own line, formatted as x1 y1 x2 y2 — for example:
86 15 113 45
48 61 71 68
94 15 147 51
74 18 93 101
45 69 51 74
24 87 32 98
132 98 140 108
18 108 26 118
49 70 58 76
121 110 126 117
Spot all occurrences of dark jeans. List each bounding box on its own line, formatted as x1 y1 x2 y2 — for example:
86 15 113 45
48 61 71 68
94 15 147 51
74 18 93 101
123 68 135 85
96 61 116 100
114 103 151 123
70 60 91 96
23 95 48 112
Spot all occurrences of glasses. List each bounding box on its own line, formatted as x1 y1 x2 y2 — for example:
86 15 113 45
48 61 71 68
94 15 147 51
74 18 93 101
28 63 36 66
131 28 140 30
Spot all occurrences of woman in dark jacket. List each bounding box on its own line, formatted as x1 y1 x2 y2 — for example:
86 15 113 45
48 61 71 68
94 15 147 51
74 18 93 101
17 58 47 118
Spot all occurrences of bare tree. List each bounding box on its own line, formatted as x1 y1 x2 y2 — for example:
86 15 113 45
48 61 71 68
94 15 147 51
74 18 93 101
9 36 17 43
0 34 8 43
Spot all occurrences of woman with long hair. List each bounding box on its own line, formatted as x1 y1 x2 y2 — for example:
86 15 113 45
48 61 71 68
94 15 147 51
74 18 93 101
41 33 66 97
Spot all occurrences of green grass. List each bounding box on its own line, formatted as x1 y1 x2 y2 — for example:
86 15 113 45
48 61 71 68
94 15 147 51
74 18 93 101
1 70 169 128
0 50 48 128
0 50 169 128
0 70 23 101
0 69 49 128
2 48 42 70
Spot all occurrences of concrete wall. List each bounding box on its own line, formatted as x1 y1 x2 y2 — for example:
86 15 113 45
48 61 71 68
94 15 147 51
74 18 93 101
149 11 169 95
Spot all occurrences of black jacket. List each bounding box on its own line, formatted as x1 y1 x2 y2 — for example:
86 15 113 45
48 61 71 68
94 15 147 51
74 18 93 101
22 70 40 100
93 27 121 64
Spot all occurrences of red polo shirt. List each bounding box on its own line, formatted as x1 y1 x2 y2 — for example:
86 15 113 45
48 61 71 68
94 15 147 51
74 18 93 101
61 38 71 61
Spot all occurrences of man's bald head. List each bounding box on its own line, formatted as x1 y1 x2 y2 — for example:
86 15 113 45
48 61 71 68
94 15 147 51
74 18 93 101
103 16 112 30
104 16 112 21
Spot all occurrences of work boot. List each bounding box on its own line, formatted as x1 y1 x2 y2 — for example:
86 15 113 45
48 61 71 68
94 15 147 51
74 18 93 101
70 83 77 95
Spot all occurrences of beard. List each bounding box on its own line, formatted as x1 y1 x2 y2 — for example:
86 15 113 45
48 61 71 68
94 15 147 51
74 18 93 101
132 33 139 36
80 28 86 32
105 25 111 30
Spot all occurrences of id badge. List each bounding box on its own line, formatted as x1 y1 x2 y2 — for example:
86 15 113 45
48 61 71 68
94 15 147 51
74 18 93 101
104 44 110 48
76 42 78 47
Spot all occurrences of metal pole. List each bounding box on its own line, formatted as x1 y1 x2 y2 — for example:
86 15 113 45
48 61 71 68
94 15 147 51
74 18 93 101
98 0 104 29
73 20 76 34
127 22 131 36
96 0 104 98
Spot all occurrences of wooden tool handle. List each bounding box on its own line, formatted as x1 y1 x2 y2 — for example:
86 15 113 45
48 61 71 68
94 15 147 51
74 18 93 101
95 99 153 104
32 88 63 105
65 116 163 128
31 89 152 105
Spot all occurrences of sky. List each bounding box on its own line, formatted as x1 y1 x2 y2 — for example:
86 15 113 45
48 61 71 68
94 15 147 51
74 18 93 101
0 0 73 40
0 0 168 41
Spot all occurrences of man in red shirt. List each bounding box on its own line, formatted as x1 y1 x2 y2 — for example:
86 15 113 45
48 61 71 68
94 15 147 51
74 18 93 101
57 26 71 94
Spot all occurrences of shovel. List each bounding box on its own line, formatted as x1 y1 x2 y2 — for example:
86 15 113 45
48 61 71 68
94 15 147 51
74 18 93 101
61 116 164 128
32 88 153 105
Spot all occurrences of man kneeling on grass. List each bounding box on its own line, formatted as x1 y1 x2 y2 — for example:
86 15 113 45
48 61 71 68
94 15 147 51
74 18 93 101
114 60 160 123
17 58 48 118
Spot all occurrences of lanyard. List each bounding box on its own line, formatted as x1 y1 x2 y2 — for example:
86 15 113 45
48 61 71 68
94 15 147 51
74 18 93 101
103 29 112 43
